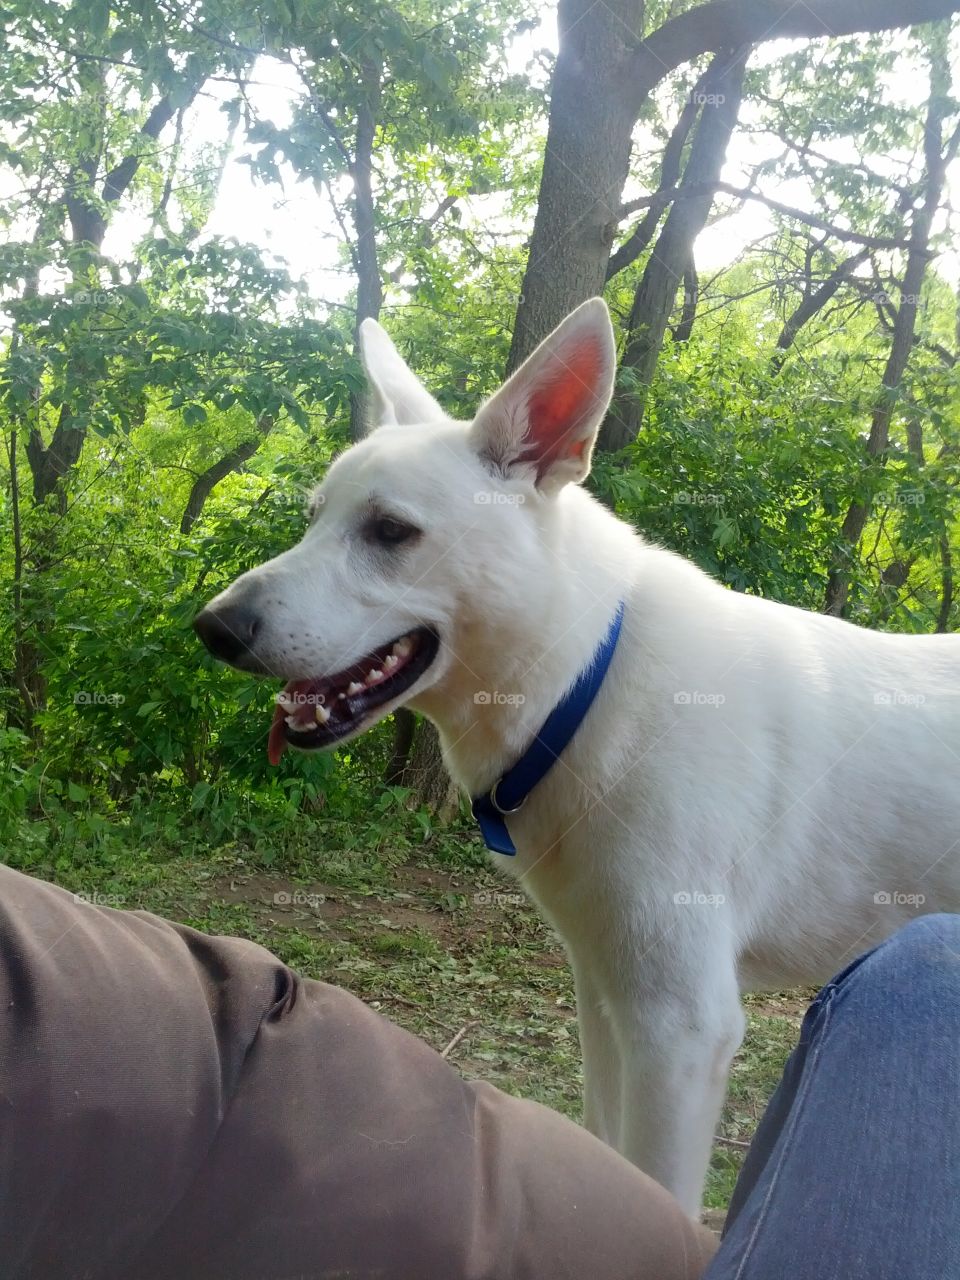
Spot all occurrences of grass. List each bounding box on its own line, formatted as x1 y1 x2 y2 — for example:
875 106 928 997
2 805 806 1216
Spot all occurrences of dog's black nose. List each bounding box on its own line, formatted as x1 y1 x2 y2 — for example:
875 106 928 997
193 603 262 664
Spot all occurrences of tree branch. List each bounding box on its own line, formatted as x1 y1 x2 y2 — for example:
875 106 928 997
601 46 749 450
772 246 871 368
101 91 192 205
180 414 275 534
630 0 960 117
712 183 916 250
606 67 709 280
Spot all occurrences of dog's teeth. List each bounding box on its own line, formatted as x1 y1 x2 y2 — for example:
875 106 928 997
285 715 298 728
315 704 331 725
393 636 413 658
384 653 399 671
338 692 347 701
346 681 364 696
365 668 383 685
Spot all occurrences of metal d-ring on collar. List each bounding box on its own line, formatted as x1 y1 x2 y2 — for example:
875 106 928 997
487 780 526 817
471 600 626 856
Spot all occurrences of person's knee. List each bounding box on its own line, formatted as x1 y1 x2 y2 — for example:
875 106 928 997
880 912 960 964
846 913 960 999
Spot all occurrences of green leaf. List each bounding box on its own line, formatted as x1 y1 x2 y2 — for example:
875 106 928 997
191 781 213 810
87 0 110 38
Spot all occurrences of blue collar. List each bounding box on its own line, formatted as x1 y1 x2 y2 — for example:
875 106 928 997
471 601 625 856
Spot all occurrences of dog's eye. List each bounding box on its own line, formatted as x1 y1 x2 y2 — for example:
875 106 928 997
371 516 417 545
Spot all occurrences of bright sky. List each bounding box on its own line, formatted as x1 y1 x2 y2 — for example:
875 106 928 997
102 17 960 309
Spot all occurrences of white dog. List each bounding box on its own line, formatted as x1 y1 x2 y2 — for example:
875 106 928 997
195 298 960 1216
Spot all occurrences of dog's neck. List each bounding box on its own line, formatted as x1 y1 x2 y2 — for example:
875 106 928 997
411 489 638 797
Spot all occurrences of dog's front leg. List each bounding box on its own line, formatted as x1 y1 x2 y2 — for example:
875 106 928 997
572 964 621 1145
608 961 744 1217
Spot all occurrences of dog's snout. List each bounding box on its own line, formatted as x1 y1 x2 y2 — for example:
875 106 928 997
194 602 262 665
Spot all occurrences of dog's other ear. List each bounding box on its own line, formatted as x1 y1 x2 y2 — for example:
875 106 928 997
358 319 446 428
468 297 616 495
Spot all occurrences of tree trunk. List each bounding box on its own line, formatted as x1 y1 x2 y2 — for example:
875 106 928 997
505 0 644 373
508 0 960 372
383 707 417 786
404 718 460 817
936 531 954 633
672 260 699 344
599 46 748 452
349 61 383 442
824 30 957 615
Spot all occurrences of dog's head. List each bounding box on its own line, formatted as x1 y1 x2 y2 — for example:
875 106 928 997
194 298 616 761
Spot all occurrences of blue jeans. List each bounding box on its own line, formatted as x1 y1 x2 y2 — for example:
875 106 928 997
706 915 960 1280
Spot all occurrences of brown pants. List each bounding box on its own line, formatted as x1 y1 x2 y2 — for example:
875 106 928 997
0 864 716 1279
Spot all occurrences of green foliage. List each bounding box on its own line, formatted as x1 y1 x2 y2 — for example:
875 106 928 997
594 315 960 629
596 350 861 606
0 1 957 859
3 241 352 432
0 0 547 860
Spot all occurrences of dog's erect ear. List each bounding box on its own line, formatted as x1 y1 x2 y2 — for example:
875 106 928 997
468 297 616 495
358 318 446 428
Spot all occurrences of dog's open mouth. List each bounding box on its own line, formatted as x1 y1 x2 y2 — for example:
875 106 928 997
267 626 439 763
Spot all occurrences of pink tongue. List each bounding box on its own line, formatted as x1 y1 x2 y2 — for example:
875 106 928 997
267 700 288 765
